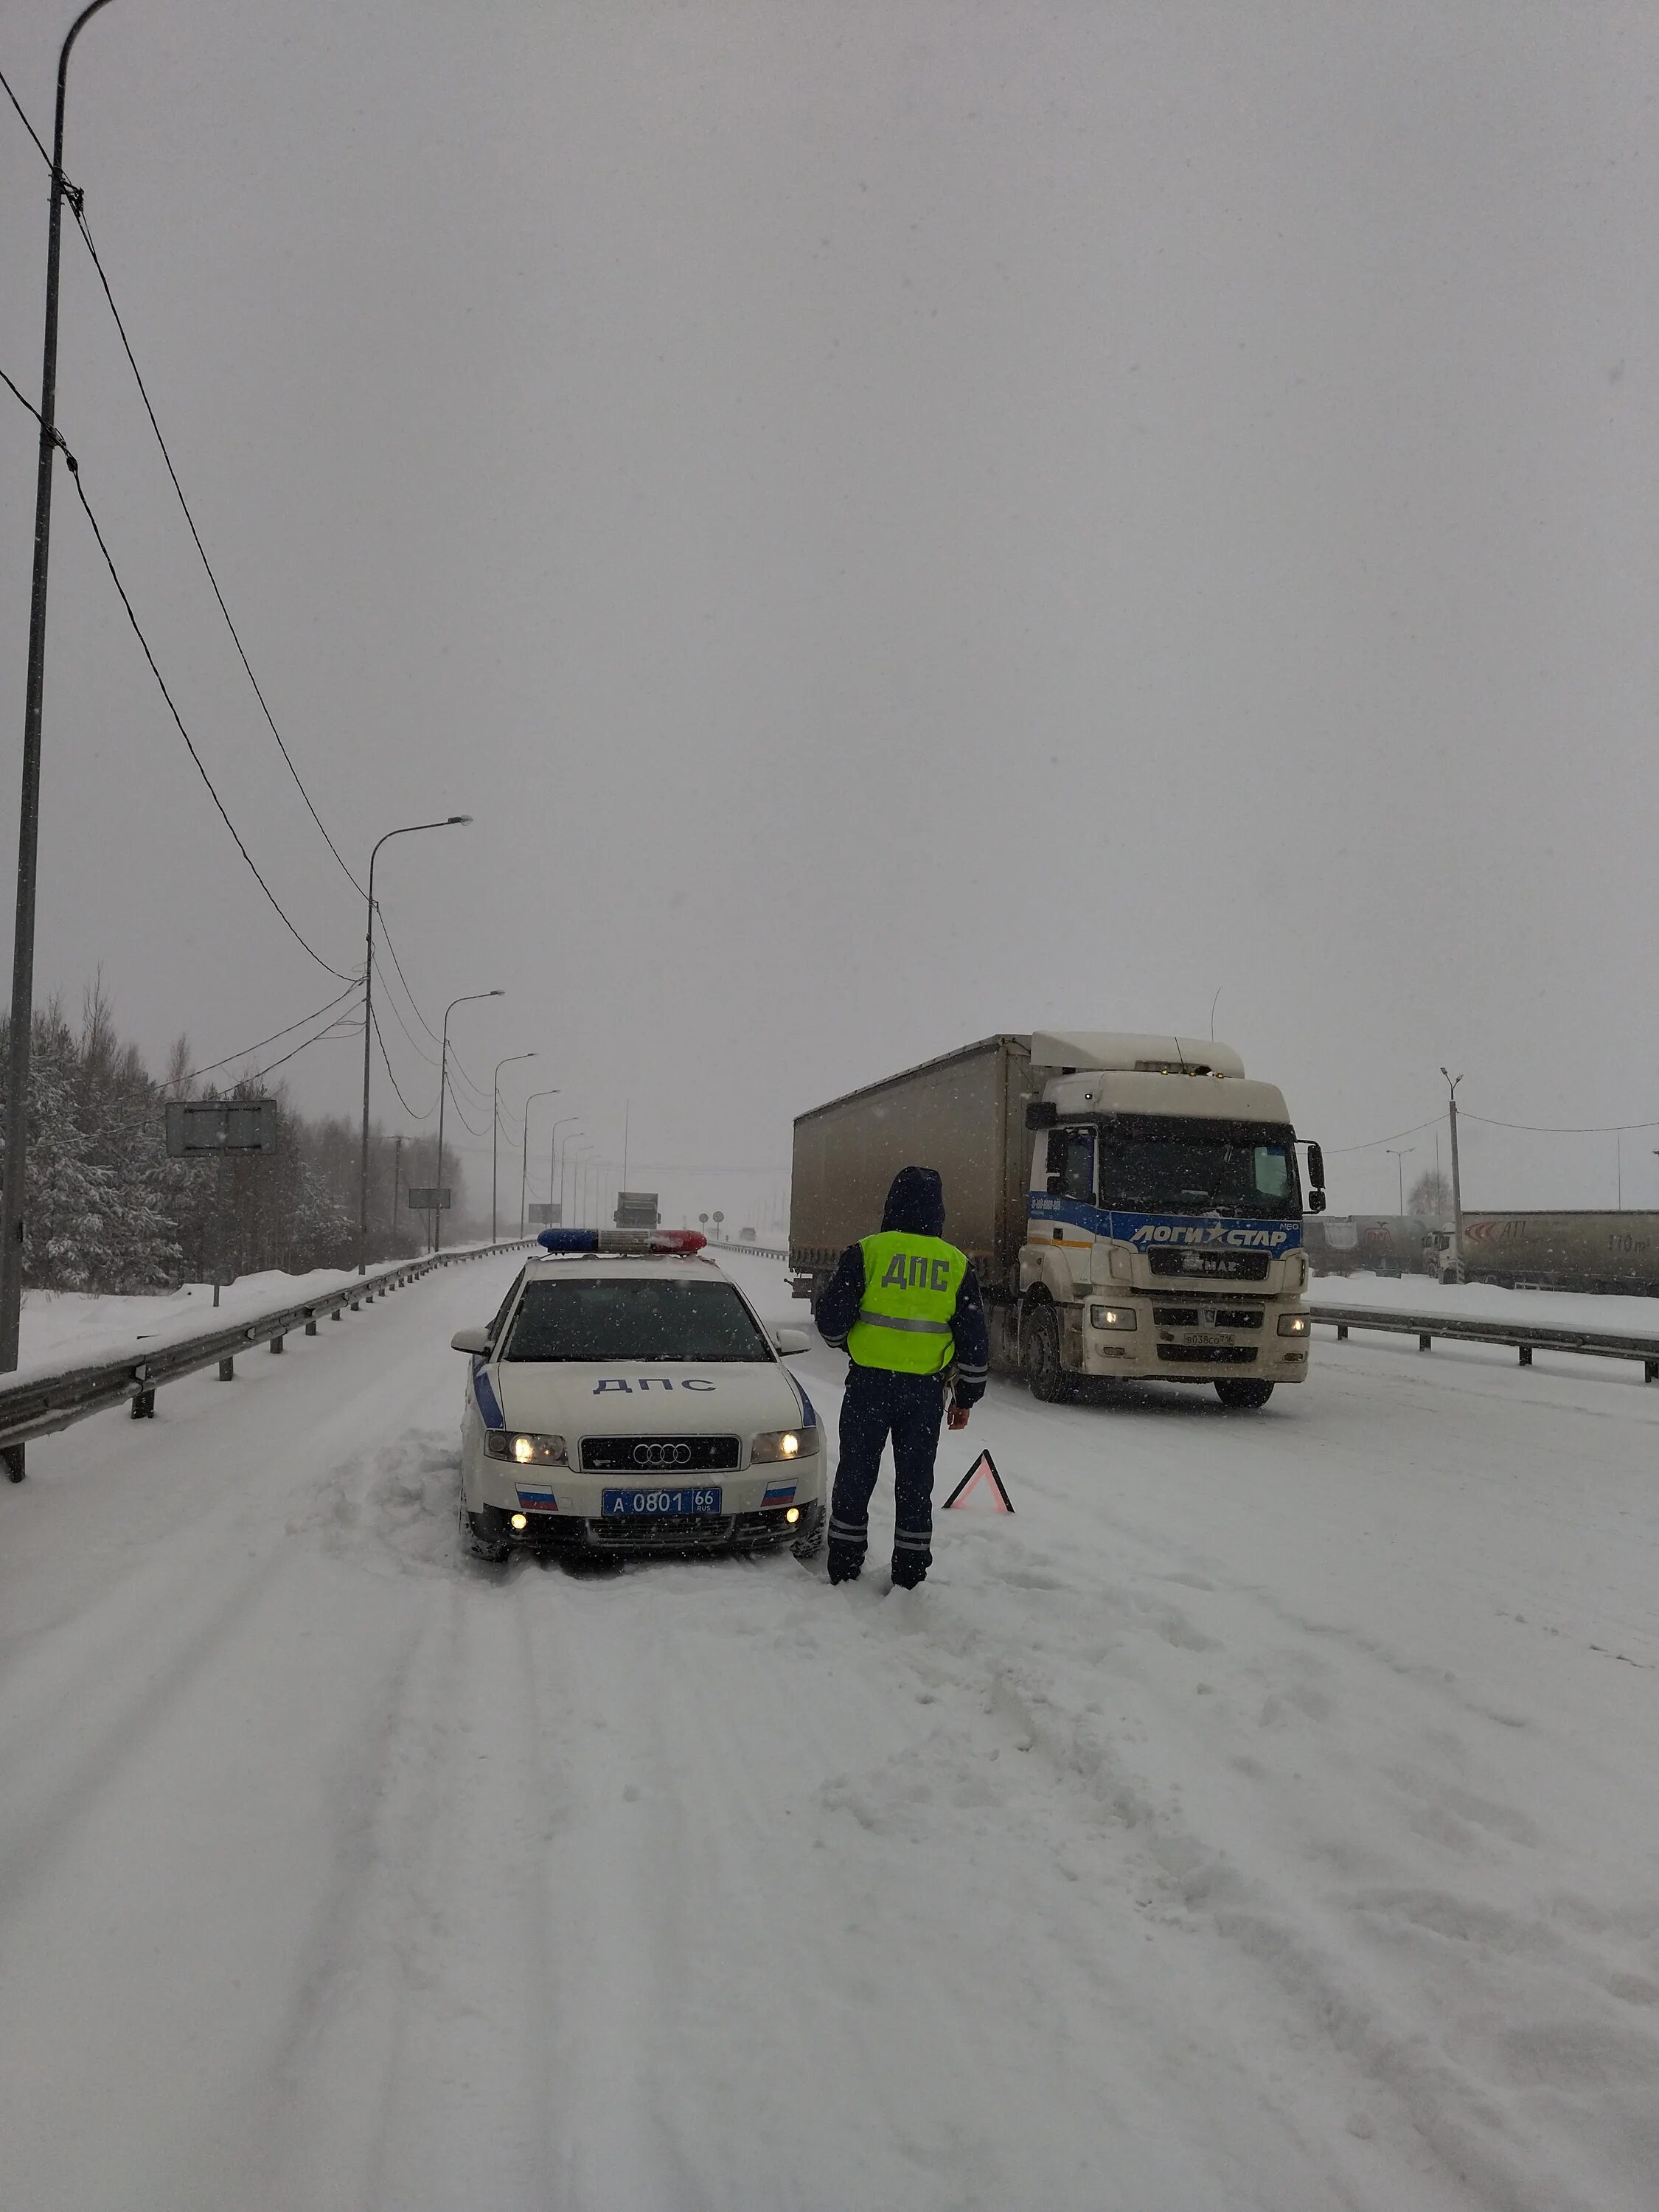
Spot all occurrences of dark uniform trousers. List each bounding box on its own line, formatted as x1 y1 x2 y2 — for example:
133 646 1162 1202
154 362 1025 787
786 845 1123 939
829 1368 947 1585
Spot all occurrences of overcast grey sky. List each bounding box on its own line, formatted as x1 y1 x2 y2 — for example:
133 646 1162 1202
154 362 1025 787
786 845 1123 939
1 0 1655 1222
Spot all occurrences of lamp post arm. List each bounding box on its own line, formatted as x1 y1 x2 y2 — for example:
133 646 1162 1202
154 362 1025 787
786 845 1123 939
356 815 471 1273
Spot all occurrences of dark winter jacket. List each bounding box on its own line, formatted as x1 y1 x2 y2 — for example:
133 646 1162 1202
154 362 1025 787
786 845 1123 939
815 1166 990 1408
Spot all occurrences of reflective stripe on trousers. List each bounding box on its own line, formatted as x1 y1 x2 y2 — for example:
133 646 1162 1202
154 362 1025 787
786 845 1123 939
830 1368 946 1564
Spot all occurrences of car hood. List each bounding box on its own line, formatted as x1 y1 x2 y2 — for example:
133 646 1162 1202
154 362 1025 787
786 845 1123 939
487 1359 808 1442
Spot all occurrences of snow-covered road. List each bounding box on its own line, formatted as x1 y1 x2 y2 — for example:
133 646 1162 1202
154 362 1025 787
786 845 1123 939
1 1252 1655 2211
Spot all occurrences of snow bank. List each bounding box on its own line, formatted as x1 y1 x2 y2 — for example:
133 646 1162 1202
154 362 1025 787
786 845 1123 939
1311 1270 1659 1337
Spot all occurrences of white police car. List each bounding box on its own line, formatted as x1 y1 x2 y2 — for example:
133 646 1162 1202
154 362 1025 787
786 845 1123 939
453 1230 825 1562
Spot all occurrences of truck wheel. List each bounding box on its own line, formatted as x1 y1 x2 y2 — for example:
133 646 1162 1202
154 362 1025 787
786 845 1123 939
1024 1304 1072 1402
1214 1379 1275 1410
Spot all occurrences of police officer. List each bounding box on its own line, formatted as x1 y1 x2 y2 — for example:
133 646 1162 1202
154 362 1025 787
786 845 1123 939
815 1165 990 1587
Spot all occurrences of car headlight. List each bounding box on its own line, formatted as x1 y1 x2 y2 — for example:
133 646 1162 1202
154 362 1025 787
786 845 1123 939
1088 1304 1138 1332
484 1431 568 1465
1277 1313 1310 1337
751 1426 822 1462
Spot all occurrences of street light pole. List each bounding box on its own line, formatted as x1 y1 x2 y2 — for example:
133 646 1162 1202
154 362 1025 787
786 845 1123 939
357 815 471 1273
1441 1068 1466 1282
435 990 503 1255
560 1130 583 1228
1386 1144 1415 1214
518 1088 560 1236
2 0 122 1413
491 1051 537 1244
549 1114 580 1224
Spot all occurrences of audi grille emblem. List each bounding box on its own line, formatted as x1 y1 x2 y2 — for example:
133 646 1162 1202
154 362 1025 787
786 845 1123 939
632 1441 693 1469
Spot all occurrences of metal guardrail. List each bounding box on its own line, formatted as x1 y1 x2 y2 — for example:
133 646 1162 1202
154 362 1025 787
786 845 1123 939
707 1239 790 1261
0 1238 534 1478
1312 1303 1659 1384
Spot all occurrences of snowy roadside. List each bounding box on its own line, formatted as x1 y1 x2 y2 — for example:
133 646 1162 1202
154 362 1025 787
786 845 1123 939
10 1240 518 1390
3 1246 1655 2209
1310 1270 1659 1337
721 1251 1659 2212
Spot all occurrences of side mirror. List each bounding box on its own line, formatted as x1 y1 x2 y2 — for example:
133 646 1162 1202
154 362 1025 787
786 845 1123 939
773 1326 811 1356
1304 1141 1326 1214
451 1326 492 1355
1025 1100 1058 1131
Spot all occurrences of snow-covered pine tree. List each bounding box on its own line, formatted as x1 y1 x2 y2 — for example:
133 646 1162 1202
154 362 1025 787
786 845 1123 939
6 1006 118 1291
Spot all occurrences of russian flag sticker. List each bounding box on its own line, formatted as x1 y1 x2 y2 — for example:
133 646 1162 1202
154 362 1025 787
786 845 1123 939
762 1481 797 1506
516 1486 559 1512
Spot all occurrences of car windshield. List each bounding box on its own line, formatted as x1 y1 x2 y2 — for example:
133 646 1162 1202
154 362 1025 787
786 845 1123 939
1101 1124 1301 1219
499 1277 774 1363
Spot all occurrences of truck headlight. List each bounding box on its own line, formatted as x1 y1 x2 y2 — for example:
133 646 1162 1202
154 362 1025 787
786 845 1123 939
752 1426 821 1461
1089 1304 1138 1332
1277 1314 1310 1337
485 1431 568 1465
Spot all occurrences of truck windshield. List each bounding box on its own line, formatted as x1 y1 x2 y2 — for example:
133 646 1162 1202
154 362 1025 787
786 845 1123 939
1100 1124 1301 1218
500 1277 774 1363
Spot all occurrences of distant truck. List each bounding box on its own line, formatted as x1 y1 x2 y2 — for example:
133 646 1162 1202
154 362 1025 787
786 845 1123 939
791 1032 1324 1409
1305 1214 1439 1278
1431 1212 1659 1296
612 1192 661 1230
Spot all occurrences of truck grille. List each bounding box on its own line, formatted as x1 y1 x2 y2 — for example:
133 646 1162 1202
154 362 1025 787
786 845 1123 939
1156 1345 1258 1365
580 1435 742 1473
1153 1307 1262 1329
1147 1250 1272 1282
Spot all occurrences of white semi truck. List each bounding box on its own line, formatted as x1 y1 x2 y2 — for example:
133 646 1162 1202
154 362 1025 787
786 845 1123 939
791 1032 1325 1409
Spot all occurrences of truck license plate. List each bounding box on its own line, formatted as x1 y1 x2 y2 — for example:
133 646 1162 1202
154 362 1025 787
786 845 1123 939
600 1486 723 1517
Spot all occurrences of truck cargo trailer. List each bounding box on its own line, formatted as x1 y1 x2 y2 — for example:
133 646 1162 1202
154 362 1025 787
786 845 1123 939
1435 1211 1659 1296
792 1032 1324 1409
1306 1215 1440 1278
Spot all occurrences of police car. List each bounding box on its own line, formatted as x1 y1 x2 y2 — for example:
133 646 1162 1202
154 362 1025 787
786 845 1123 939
452 1229 826 1562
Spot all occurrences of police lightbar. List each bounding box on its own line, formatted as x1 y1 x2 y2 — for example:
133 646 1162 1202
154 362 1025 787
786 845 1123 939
537 1228 707 1255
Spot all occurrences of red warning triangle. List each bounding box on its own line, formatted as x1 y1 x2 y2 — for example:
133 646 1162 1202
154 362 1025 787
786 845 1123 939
942 1450 1014 1513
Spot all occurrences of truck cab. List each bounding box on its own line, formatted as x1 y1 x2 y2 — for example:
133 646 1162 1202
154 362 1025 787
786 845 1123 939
1015 1037 1321 1408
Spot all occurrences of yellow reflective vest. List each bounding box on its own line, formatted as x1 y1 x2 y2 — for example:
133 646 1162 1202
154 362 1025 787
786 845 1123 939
846 1231 967 1376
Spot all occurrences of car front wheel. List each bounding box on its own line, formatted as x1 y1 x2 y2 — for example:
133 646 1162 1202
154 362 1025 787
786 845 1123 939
459 1491 512 1562
790 1498 826 1560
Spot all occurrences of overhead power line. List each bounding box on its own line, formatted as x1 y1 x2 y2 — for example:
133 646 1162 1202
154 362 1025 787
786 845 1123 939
1 362 46 427
1464 1111 1659 1135
376 916 445 1046
442 1081 490 1140
372 938 491 1113
1326 1116 1443 1156
247 1012 362 1085
448 1054 494 1111
369 1006 438 1119
0 60 52 169
374 924 493 1110
63 448 354 981
369 950 439 1066
167 981 361 1088
70 204 366 900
